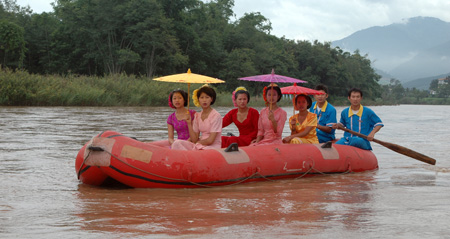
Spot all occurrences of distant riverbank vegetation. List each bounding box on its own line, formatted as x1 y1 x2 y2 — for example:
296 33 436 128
1 0 449 106
2 67 449 107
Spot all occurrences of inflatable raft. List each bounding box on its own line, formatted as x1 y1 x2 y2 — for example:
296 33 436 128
75 131 378 188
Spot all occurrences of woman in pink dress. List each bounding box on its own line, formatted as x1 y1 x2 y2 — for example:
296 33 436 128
250 84 287 146
150 89 196 148
222 87 259 147
171 84 222 150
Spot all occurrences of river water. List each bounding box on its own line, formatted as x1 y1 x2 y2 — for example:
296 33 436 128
1 105 449 238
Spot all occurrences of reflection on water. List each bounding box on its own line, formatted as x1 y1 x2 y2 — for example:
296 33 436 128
75 172 377 237
1 105 450 238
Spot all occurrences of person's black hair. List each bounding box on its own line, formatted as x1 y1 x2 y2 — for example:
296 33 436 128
314 84 329 94
348 88 363 97
265 85 282 102
295 94 312 109
197 86 217 105
169 89 188 107
235 90 250 103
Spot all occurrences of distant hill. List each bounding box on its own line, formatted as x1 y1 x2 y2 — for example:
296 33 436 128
403 72 450 90
332 16 450 85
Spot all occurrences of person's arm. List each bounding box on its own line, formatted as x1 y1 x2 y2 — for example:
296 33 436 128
317 124 332 133
252 111 264 143
332 110 346 129
268 110 278 133
252 135 263 144
187 113 199 143
249 108 260 138
276 110 287 135
167 124 175 145
222 110 233 128
321 107 337 133
283 126 315 143
197 132 218 146
367 125 382 141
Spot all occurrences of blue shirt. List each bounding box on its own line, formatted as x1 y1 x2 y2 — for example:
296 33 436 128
339 105 384 149
309 101 337 143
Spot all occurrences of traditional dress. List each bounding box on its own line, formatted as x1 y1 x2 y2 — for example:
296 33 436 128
250 107 287 146
171 109 222 150
288 112 319 144
336 104 384 150
310 101 337 143
221 108 259 147
167 109 197 140
149 109 196 148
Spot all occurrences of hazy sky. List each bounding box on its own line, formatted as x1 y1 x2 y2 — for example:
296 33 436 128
15 0 450 42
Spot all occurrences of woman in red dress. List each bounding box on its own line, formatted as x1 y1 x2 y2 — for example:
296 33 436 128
222 87 259 147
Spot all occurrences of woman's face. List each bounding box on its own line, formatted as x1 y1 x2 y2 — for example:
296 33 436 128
171 92 185 109
199 92 213 109
235 93 248 109
296 96 308 112
266 89 279 104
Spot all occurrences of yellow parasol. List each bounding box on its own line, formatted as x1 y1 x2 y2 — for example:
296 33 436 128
153 68 225 109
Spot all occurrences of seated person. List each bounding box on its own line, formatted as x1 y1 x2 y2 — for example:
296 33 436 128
250 84 287 146
283 94 319 144
150 89 195 148
332 88 383 150
222 87 259 147
171 84 222 150
309 84 337 143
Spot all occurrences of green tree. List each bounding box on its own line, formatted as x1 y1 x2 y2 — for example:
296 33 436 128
0 19 26 68
429 79 438 91
52 0 181 76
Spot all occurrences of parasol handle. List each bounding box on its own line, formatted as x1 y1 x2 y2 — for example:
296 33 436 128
187 83 190 112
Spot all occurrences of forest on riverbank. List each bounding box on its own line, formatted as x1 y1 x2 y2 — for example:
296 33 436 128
2 67 449 107
1 0 449 106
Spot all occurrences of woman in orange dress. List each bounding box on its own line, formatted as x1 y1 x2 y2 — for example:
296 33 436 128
283 94 319 144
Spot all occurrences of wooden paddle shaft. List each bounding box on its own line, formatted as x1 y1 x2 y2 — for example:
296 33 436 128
339 127 436 165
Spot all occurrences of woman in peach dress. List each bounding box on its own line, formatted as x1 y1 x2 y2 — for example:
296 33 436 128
250 84 287 146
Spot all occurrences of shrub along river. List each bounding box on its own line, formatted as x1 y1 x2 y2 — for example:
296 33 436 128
1 105 449 238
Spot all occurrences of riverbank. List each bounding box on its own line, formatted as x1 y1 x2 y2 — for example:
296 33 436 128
1 68 449 107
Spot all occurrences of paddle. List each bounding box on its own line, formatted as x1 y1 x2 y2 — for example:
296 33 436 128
337 126 436 165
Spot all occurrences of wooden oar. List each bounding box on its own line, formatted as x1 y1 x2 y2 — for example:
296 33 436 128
338 126 436 165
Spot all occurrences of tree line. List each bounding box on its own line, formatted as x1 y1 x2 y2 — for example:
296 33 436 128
2 0 383 100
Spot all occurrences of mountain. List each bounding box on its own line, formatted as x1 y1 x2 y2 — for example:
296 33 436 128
403 72 450 90
332 16 450 86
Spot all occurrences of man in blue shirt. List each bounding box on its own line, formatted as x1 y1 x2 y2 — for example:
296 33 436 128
309 84 337 143
332 88 383 150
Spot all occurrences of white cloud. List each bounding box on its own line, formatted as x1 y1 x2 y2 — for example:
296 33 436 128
13 0 450 42
233 0 450 41
15 0 54 13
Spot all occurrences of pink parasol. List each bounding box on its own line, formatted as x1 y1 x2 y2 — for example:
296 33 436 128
238 68 307 83
280 83 325 95
239 68 306 109
280 83 325 114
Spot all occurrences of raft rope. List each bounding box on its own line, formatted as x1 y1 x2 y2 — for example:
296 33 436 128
82 146 352 188
77 150 91 180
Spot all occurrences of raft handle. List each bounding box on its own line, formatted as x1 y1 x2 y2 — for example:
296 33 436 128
225 143 239 152
321 141 333 149
88 146 104 152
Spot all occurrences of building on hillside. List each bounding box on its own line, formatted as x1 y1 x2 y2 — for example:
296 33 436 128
438 77 449 85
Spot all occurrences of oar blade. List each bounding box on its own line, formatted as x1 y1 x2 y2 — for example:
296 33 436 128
374 139 436 165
